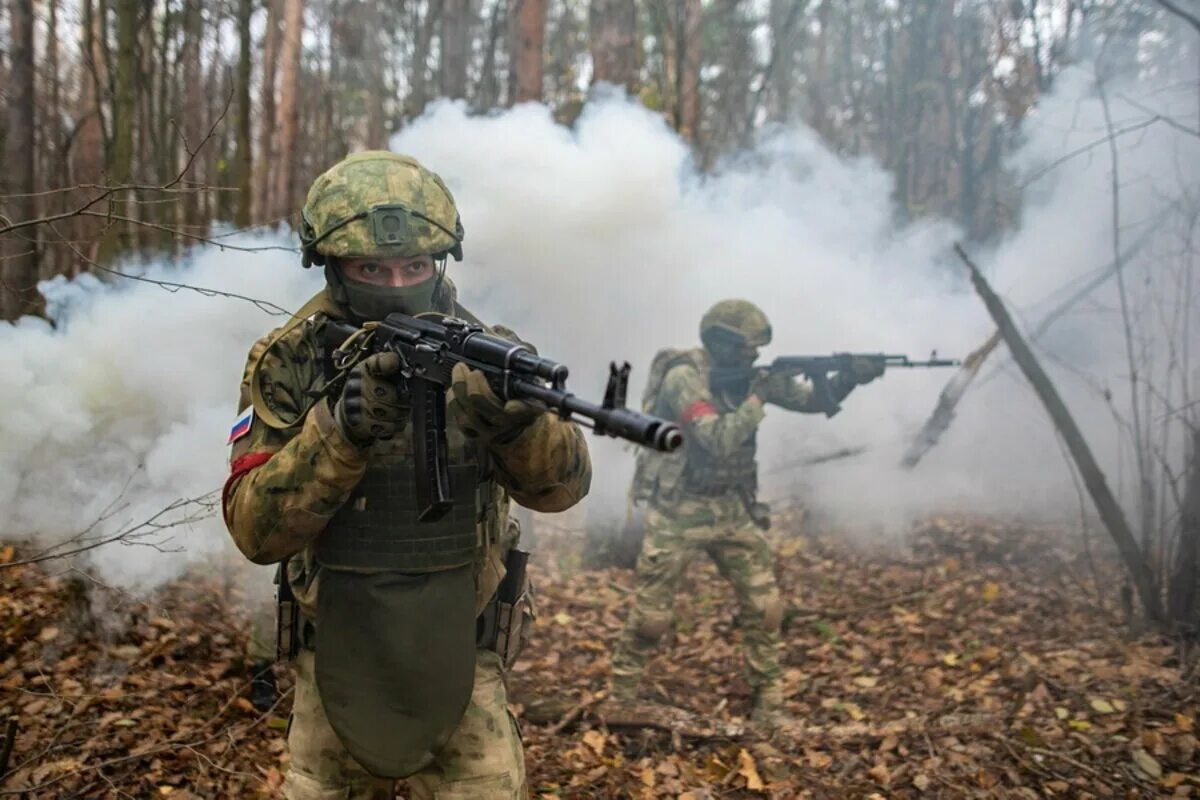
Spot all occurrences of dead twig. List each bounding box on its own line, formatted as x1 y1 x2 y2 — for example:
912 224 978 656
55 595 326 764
1 492 218 570
956 242 1165 625
0 717 18 778
547 691 608 736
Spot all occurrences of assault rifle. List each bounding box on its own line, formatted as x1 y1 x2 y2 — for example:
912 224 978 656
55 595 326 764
327 312 683 521
710 352 960 417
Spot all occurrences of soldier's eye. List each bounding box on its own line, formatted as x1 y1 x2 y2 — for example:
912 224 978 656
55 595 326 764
360 263 380 275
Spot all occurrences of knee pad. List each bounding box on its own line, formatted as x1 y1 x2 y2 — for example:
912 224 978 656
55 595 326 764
282 769 356 800
633 610 672 642
762 594 784 632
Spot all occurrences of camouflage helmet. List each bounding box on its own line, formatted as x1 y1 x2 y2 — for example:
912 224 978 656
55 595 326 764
700 299 772 349
300 151 464 266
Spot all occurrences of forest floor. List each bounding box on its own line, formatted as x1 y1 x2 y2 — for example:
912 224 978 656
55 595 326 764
1 512 1197 799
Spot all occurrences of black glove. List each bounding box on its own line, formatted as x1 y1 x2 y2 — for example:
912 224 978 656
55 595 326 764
334 352 406 446
751 370 798 407
848 357 885 385
447 362 540 444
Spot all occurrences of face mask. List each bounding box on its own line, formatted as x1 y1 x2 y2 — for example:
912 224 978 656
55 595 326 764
340 275 439 321
325 258 442 321
707 339 758 368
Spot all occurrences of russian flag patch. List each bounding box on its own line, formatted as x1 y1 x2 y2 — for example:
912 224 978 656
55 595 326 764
228 406 255 444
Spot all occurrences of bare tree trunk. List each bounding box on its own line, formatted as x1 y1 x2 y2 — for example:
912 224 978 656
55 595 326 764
958 244 1166 626
136 6 158 252
509 0 547 104
203 5 224 224
589 0 640 93
179 1 205 230
648 0 679 124
1097 77 1157 558
73 0 107 274
442 0 472 100
363 0 388 148
1169 431 1200 630
407 3 443 118
95 0 139 266
763 0 804 122
154 0 176 237
807 0 831 138
272 0 305 223
256 0 282 223
1 0 43 320
41 0 65 280
677 0 702 141
235 0 253 227
476 0 508 109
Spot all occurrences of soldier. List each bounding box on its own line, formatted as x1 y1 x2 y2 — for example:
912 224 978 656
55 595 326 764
223 151 591 800
609 299 883 728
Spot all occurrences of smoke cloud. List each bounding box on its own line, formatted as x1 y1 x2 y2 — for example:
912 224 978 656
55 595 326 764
0 245 321 586
2 58 1195 586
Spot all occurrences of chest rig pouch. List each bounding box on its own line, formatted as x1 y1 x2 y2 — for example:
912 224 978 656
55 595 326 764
313 417 488 779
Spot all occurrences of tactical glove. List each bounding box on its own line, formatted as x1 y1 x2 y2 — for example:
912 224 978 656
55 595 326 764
849 357 885 385
447 362 541 444
334 352 406 446
751 370 796 407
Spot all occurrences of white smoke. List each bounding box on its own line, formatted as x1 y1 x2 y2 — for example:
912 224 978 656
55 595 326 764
393 67 1198 534
1 57 1196 586
0 240 321 586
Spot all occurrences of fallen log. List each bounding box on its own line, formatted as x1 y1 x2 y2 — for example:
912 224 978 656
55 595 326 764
956 243 1164 625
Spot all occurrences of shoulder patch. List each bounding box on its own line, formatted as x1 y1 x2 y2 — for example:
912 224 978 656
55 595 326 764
228 406 255 444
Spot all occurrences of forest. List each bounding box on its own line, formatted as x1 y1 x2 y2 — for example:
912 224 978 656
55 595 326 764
3 0 1200 797
3 0 1192 319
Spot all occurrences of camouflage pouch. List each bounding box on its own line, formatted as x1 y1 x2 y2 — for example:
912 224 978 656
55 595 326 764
478 549 533 669
630 348 700 506
314 565 477 778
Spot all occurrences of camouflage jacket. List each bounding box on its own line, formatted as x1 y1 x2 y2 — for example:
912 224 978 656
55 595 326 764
634 347 827 513
222 289 591 616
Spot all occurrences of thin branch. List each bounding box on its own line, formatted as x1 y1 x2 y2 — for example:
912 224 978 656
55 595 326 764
1153 0 1200 34
1116 92 1200 139
1 493 219 570
90 263 294 316
1018 117 1164 191
73 210 296 254
42 220 294 317
1098 68 1156 554
0 91 232 239
956 242 1165 625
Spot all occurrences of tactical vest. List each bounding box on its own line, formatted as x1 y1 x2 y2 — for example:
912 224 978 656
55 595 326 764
316 423 487 573
247 290 502 779
313 409 493 780
632 348 759 505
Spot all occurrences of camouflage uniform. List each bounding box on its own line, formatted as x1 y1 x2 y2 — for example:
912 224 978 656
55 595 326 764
611 300 877 721
223 153 591 799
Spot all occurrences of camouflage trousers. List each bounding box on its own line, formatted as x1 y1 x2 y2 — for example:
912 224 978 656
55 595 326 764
284 648 526 800
610 498 784 702
246 594 276 663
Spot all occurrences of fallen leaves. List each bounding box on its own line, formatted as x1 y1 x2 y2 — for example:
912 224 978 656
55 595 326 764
2 513 1198 798
0 555 286 798
516 514 1200 797
735 748 764 791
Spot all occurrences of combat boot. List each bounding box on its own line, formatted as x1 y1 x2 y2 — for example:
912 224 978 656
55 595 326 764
249 659 279 712
607 672 642 705
749 685 800 735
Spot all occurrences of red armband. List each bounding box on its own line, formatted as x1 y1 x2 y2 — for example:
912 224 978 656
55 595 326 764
221 451 274 526
680 399 718 425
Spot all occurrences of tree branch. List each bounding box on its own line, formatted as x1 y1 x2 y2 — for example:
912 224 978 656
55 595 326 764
955 242 1165 625
1153 0 1200 35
